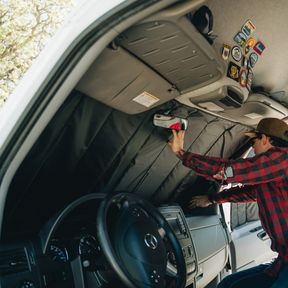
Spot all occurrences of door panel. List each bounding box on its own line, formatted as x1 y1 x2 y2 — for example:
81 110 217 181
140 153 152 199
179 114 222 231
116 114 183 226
229 219 277 273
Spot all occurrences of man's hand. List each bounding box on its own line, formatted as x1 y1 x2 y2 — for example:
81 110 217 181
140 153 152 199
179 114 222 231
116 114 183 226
213 169 224 180
188 195 212 210
167 130 185 153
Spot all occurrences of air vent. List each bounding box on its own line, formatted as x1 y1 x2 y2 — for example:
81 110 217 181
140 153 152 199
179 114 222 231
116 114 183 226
0 248 30 276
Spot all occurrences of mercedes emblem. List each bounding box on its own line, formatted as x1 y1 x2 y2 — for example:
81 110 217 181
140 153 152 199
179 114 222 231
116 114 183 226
144 234 158 249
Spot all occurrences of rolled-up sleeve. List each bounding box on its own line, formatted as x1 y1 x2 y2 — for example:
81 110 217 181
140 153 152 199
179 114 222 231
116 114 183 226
211 185 257 204
177 148 288 185
224 150 288 185
176 149 228 181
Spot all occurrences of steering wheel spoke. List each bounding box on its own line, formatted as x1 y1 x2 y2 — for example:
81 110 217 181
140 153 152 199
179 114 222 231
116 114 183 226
158 227 166 239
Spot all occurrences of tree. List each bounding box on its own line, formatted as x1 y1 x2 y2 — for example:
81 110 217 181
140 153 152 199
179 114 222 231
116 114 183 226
0 0 78 108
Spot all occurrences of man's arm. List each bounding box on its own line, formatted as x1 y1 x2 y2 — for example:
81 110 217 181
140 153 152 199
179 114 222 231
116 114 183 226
168 130 228 182
188 185 257 209
222 150 288 184
168 130 288 185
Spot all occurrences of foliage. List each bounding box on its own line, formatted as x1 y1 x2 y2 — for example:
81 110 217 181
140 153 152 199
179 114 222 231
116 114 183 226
0 0 78 108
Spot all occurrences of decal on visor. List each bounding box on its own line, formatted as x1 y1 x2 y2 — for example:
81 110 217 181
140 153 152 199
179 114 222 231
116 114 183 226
133 92 159 107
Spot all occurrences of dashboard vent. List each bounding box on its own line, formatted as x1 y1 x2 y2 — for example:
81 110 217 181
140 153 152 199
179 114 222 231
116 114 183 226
0 248 30 276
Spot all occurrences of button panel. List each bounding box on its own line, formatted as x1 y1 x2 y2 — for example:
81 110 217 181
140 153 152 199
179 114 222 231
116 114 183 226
132 207 141 218
150 270 161 284
182 245 193 259
18 281 35 288
177 214 187 235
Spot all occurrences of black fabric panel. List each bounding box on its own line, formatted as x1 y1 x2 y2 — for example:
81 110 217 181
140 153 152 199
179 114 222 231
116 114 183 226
231 203 247 228
3 90 84 226
231 202 259 229
61 100 191 196
247 202 259 222
4 91 114 231
3 90 251 234
115 106 198 198
149 115 250 205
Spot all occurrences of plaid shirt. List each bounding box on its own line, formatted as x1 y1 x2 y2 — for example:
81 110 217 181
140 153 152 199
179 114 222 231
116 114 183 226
176 147 288 277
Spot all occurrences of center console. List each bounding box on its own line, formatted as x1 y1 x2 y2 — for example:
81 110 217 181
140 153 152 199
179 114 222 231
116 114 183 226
158 203 197 287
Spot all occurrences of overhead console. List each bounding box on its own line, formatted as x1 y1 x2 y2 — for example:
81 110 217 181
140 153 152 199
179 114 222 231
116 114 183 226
188 89 288 126
75 0 225 114
190 85 244 112
222 93 288 125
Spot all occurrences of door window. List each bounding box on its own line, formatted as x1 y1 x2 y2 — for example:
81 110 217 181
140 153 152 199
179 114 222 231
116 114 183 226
0 0 80 108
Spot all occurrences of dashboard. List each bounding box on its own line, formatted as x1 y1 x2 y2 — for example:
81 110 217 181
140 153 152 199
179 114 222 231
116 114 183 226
44 213 116 287
0 194 197 288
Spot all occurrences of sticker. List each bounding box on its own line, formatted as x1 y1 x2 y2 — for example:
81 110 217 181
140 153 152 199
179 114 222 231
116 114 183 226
249 52 258 68
246 68 253 91
244 113 262 120
253 42 266 55
240 70 247 88
243 38 255 56
133 92 159 107
221 43 231 60
227 62 240 81
243 56 248 69
242 20 256 37
234 32 247 47
231 46 242 62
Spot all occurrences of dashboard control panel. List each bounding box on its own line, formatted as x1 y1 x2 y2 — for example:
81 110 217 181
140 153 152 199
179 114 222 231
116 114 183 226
158 203 197 286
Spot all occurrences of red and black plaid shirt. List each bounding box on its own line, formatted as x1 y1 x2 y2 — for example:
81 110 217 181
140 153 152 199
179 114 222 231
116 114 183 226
176 147 288 277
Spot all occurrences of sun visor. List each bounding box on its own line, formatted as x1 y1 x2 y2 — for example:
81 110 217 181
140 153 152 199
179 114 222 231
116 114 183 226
75 47 179 114
114 18 225 94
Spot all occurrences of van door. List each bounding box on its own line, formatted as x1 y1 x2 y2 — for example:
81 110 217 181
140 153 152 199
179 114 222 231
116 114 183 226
223 202 277 274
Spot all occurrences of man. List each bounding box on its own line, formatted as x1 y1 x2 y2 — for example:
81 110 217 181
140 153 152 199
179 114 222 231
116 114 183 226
168 118 288 288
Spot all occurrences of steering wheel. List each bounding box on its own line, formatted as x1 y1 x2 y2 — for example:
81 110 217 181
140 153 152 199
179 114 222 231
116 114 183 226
96 192 186 288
